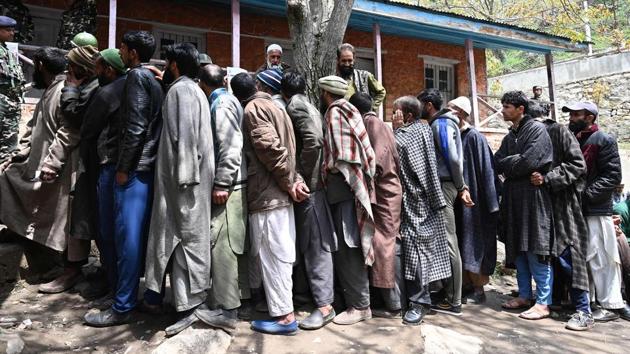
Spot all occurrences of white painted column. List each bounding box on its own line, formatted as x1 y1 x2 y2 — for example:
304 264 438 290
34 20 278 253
108 0 117 49
232 0 240 68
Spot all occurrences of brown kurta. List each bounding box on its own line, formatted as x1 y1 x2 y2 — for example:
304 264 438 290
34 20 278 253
0 75 80 252
363 112 402 288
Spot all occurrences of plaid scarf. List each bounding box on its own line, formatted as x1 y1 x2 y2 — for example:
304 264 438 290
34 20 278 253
323 99 376 265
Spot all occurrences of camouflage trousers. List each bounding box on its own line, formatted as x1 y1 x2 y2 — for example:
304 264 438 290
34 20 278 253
0 93 20 163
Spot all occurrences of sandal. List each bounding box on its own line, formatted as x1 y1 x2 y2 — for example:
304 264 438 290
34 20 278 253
502 298 532 310
519 308 550 320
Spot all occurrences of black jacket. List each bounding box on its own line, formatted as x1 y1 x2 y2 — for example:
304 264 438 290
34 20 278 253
576 128 622 216
117 65 163 172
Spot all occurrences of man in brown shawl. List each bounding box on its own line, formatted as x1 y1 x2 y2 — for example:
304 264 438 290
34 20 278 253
349 92 403 318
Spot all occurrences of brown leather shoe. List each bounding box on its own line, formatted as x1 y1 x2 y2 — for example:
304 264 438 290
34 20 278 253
39 268 82 294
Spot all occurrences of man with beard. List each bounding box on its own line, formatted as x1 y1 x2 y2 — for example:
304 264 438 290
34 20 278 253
38 43 100 294
0 16 25 163
497 91 554 321
531 85 550 117
0 47 81 279
527 100 593 330
349 92 403 318
319 75 376 326
336 43 386 112
231 72 307 335
393 95 451 325
256 44 290 74
75 48 127 305
281 71 337 330
564 102 630 322
84 31 163 327
142 43 215 336
448 96 500 305
417 89 474 315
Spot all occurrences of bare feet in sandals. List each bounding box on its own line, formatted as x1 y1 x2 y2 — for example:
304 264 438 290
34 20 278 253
502 297 532 310
519 304 550 320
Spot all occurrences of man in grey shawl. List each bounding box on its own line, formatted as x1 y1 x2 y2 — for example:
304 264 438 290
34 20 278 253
393 96 451 326
281 71 337 330
198 64 250 327
496 91 554 321
142 43 214 336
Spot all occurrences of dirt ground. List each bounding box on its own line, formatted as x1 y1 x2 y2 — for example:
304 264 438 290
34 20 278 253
0 262 628 354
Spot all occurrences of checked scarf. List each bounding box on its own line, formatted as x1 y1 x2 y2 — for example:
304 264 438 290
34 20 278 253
323 99 376 265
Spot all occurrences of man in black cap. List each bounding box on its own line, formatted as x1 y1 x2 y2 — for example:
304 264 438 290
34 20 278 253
0 15 25 163
564 101 630 322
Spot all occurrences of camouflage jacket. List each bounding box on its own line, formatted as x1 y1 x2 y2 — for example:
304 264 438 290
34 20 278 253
0 42 25 99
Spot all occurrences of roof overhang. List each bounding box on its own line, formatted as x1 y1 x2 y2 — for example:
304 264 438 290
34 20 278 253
217 0 586 53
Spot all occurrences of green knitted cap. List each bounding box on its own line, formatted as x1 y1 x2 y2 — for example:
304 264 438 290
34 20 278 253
99 48 127 74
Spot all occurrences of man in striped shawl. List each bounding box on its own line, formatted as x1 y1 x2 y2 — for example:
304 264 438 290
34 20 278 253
319 75 376 325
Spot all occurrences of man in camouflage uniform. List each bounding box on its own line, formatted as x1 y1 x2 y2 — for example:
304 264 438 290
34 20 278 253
1 0 34 43
56 0 97 50
0 16 24 163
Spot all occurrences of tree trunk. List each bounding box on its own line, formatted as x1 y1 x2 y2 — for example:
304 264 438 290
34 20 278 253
287 0 355 106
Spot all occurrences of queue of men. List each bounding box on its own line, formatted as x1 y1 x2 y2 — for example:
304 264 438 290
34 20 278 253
1 20 629 337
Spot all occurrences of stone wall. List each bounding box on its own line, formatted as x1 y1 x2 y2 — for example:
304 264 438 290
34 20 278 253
554 71 630 142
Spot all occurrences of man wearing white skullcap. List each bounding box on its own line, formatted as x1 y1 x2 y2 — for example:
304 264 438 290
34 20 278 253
256 43 291 74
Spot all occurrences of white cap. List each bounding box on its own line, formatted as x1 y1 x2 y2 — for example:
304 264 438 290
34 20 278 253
448 96 472 116
267 44 283 54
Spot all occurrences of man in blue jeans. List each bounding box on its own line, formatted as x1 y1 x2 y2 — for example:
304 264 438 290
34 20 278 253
84 30 163 327
496 91 554 320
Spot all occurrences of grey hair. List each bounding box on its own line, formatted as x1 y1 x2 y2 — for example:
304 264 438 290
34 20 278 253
393 96 422 120
337 43 355 58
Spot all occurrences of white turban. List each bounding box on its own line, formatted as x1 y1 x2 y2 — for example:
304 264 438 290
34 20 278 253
267 44 283 54
318 75 349 96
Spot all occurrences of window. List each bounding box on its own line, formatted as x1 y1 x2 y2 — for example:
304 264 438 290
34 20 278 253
27 5 63 47
421 55 458 102
154 28 207 60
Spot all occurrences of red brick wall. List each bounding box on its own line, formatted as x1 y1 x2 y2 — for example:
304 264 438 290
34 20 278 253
25 0 487 115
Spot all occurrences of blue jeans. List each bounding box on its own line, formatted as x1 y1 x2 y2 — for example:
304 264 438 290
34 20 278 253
557 247 591 314
515 251 554 305
98 164 154 314
97 165 117 291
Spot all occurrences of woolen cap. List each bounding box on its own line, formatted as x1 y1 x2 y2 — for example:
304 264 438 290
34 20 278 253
0 16 17 28
318 75 348 96
448 96 472 116
561 102 598 117
67 45 98 72
256 69 282 92
99 48 126 74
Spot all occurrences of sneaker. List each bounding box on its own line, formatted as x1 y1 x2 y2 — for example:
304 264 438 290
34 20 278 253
403 303 430 325
565 311 594 331
332 307 372 325
591 308 619 322
465 291 486 305
431 300 462 316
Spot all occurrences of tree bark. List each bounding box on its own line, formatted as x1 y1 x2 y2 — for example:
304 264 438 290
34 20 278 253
287 0 354 106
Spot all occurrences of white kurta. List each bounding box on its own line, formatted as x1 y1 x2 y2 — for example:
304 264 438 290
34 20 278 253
144 76 214 300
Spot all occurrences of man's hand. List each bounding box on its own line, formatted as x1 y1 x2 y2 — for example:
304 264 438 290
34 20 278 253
530 172 544 186
65 68 85 88
392 109 404 130
212 188 229 205
613 215 622 226
290 181 310 203
146 65 164 81
40 165 58 183
459 189 475 208
116 171 129 186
